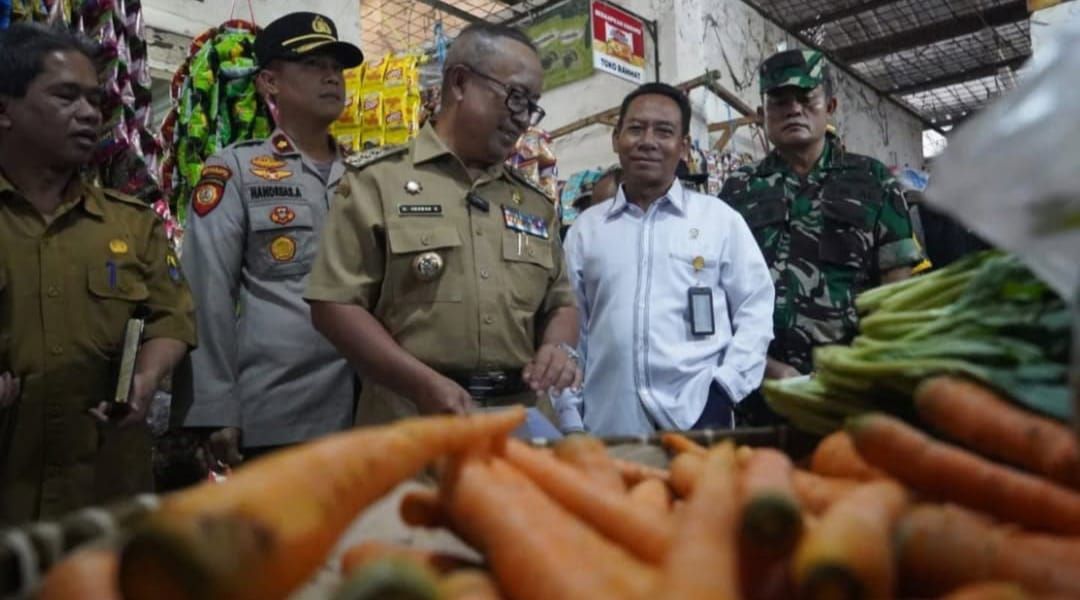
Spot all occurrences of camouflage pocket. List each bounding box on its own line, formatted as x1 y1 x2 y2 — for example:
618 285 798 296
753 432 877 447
819 199 873 270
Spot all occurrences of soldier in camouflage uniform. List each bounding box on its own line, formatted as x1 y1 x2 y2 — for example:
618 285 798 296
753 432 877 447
721 50 922 381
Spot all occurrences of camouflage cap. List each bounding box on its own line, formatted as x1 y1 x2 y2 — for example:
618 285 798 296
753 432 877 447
759 49 827 94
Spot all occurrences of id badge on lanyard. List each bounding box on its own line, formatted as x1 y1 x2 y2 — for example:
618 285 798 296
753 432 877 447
688 255 715 336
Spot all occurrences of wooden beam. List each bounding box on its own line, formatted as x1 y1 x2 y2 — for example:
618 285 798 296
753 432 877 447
790 0 902 31
707 115 758 133
891 55 1029 96
832 1 1029 63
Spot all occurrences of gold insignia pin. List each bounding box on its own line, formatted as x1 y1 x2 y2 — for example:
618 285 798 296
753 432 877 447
312 16 332 35
690 228 700 239
270 236 297 262
412 252 444 282
511 189 523 205
692 256 706 271
404 180 422 195
109 239 129 255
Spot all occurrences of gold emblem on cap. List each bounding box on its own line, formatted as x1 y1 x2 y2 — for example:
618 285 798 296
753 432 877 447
692 256 706 271
109 239 129 255
404 180 422 195
312 16 332 35
412 252 444 282
511 189 523 205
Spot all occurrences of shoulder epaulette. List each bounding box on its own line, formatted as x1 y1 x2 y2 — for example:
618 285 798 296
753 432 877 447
344 145 408 170
233 138 263 148
506 167 551 199
102 188 151 209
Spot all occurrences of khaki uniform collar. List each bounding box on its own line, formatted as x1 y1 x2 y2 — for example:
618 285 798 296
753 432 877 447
411 122 506 182
0 170 102 219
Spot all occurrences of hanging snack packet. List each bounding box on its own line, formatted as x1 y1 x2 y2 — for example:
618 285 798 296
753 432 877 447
383 89 409 146
360 90 384 148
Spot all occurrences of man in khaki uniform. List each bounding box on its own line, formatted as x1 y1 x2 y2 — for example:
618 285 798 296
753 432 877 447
306 23 580 425
0 24 195 525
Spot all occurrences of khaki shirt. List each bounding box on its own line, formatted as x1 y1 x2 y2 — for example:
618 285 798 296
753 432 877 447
306 123 575 424
0 175 195 526
170 130 354 447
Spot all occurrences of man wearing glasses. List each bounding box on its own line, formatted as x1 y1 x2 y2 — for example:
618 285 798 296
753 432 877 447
305 23 580 429
720 50 922 423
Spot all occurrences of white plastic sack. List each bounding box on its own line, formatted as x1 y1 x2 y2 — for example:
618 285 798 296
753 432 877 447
927 21 1080 302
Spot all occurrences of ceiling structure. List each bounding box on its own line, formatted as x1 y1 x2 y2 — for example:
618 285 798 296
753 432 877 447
359 0 560 59
357 0 1032 129
741 0 1031 128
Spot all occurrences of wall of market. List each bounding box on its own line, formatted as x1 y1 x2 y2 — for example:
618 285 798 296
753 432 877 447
543 0 926 178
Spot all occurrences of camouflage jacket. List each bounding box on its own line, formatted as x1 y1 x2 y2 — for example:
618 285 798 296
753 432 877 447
720 137 921 373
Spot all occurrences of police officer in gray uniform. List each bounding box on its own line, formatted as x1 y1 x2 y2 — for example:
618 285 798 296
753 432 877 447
172 12 364 466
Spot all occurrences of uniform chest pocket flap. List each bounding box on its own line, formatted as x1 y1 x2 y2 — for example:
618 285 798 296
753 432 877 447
249 202 315 277
87 262 150 301
819 197 873 269
500 231 554 269
386 225 463 303
742 190 787 229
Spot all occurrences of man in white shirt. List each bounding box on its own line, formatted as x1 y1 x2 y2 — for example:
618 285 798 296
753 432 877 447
559 83 775 435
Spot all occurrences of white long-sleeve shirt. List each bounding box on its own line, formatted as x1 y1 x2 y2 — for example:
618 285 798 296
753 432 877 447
558 179 775 436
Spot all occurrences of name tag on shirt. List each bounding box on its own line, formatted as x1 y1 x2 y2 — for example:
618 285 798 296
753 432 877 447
501 205 549 239
688 287 715 336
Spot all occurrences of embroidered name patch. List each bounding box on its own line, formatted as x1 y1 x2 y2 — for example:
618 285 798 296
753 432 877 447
399 204 443 216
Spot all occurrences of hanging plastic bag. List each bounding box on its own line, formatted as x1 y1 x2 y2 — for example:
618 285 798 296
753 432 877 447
927 21 1080 302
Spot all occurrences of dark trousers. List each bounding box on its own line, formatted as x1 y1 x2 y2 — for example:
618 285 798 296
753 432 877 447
692 382 735 429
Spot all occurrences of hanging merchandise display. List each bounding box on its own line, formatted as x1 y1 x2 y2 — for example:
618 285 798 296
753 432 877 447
506 127 559 200
331 51 424 153
158 20 272 230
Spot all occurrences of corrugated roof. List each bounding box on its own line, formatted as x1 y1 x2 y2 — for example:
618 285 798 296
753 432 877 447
743 0 1030 127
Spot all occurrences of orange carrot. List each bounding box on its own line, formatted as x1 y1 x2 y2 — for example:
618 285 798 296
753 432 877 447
793 480 909 600
339 540 477 576
792 470 860 515
849 413 1080 534
670 451 705 498
739 448 802 556
439 569 503 600
118 409 526 600
38 547 121 600
653 442 740 600
612 457 671 488
552 434 626 493
915 376 1080 489
940 582 1033 600
660 432 708 456
811 431 888 481
441 454 657 599
399 487 445 529
628 478 672 515
897 503 1080 597
502 439 674 564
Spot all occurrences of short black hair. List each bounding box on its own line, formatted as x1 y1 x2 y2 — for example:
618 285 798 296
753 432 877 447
0 22 99 98
616 82 691 135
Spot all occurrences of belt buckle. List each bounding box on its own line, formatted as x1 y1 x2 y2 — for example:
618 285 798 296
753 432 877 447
467 371 507 399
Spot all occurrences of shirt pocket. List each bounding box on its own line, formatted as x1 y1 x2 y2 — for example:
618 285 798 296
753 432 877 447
669 241 720 285
818 192 874 271
738 189 786 262
501 230 554 311
247 202 315 279
386 224 464 303
86 261 150 352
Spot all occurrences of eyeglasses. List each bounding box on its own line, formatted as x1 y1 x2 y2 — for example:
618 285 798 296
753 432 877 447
460 64 546 126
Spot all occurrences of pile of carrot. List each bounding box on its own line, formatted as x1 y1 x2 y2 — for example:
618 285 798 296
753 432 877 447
31 374 1080 599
